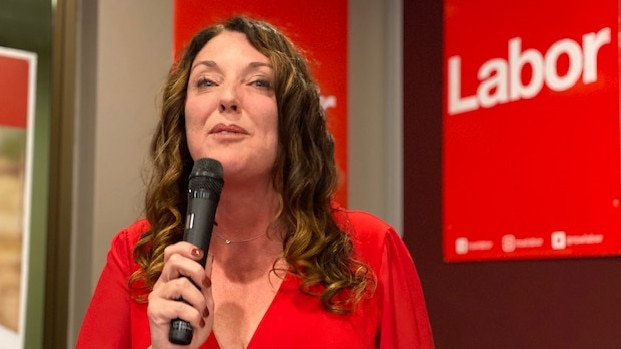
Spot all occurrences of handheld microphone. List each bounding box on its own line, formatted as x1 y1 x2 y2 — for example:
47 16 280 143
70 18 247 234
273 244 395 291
169 158 223 345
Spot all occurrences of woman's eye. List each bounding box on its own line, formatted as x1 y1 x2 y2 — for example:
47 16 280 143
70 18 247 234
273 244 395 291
252 79 271 89
196 77 215 88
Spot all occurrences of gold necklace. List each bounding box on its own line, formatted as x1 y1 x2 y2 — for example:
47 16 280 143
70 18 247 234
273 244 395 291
213 231 266 244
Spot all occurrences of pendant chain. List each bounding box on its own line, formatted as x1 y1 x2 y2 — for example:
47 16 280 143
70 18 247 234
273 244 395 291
213 231 266 244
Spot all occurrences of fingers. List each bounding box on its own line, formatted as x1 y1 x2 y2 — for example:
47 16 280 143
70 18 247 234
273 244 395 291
163 241 205 264
160 242 210 290
153 276 208 310
154 241 212 315
147 288 206 329
147 242 214 347
147 287 211 348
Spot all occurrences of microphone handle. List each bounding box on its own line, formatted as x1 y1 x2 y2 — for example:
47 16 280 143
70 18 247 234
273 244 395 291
169 192 217 345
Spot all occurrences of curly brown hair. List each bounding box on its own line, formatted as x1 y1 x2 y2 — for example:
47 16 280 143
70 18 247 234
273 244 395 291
130 16 374 313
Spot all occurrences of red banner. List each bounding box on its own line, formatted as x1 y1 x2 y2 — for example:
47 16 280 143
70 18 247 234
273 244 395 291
443 0 621 261
0 53 30 129
174 0 349 206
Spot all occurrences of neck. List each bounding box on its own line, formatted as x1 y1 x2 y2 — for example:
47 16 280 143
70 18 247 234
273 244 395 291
215 183 280 235
209 183 284 267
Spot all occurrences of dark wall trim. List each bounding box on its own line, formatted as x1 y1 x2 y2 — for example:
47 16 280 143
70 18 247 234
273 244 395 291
45 0 77 347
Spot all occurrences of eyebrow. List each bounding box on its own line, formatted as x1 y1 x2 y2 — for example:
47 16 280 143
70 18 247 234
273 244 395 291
248 61 273 69
191 60 273 71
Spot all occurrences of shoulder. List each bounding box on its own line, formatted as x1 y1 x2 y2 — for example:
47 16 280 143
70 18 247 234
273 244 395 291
331 205 400 267
333 207 392 237
108 218 151 256
103 219 152 295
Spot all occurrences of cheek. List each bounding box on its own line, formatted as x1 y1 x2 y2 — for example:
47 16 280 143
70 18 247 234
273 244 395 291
184 97 218 134
267 119 280 160
263 110 279 149
183 107 197 144
183 99 209 157
184 99 202 128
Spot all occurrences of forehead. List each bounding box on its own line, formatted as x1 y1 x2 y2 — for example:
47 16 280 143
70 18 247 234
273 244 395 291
194 31 270 64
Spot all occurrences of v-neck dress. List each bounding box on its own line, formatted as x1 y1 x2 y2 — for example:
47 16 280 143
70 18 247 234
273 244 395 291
77 207 434 348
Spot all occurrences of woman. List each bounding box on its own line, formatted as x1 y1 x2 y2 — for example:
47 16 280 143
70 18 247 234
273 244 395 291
77 16 434 349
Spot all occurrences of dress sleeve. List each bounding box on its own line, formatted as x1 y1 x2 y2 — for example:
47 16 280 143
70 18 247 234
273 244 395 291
76 229 134 349
377 228 435 349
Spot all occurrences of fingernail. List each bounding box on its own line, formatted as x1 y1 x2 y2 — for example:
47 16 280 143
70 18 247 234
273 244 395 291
191 248 203 258
202 277 211 288
200 318 206 328
203 307 209 318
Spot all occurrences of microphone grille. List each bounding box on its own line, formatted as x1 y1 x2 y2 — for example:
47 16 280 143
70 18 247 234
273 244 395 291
188 158 224 194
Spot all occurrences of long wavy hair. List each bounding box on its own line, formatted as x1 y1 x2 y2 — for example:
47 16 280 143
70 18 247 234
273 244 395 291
130 16 374 313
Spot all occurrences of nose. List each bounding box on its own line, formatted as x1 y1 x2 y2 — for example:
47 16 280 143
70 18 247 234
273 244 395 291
219 84 239 113
219 102 238 113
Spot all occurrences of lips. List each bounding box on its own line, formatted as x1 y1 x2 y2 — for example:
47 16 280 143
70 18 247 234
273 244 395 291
209 123 248 135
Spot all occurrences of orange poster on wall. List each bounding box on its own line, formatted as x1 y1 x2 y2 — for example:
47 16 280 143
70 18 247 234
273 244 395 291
173 0 349 206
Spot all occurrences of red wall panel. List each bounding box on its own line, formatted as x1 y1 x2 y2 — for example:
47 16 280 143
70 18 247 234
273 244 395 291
443 0 621 261
404 1 621 347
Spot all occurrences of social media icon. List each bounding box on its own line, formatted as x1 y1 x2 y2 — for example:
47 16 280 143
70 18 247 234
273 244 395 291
455 237 468 255
502 234 516 253
551 231 567 250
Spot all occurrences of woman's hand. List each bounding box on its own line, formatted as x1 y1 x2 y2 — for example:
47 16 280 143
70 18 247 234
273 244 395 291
147 241 214 349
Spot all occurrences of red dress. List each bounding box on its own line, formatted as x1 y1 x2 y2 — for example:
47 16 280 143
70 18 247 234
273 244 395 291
77 207 434 348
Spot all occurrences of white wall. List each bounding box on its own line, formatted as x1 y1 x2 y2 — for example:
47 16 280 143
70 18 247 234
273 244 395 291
68 1 400 346
68 0 173 345
348 0 403 230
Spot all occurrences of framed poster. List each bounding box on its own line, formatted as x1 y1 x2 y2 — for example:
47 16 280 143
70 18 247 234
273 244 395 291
0 46 37 347
443 0 621 261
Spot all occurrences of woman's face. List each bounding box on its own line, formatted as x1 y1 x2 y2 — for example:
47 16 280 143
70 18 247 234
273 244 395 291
185 31 278 185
